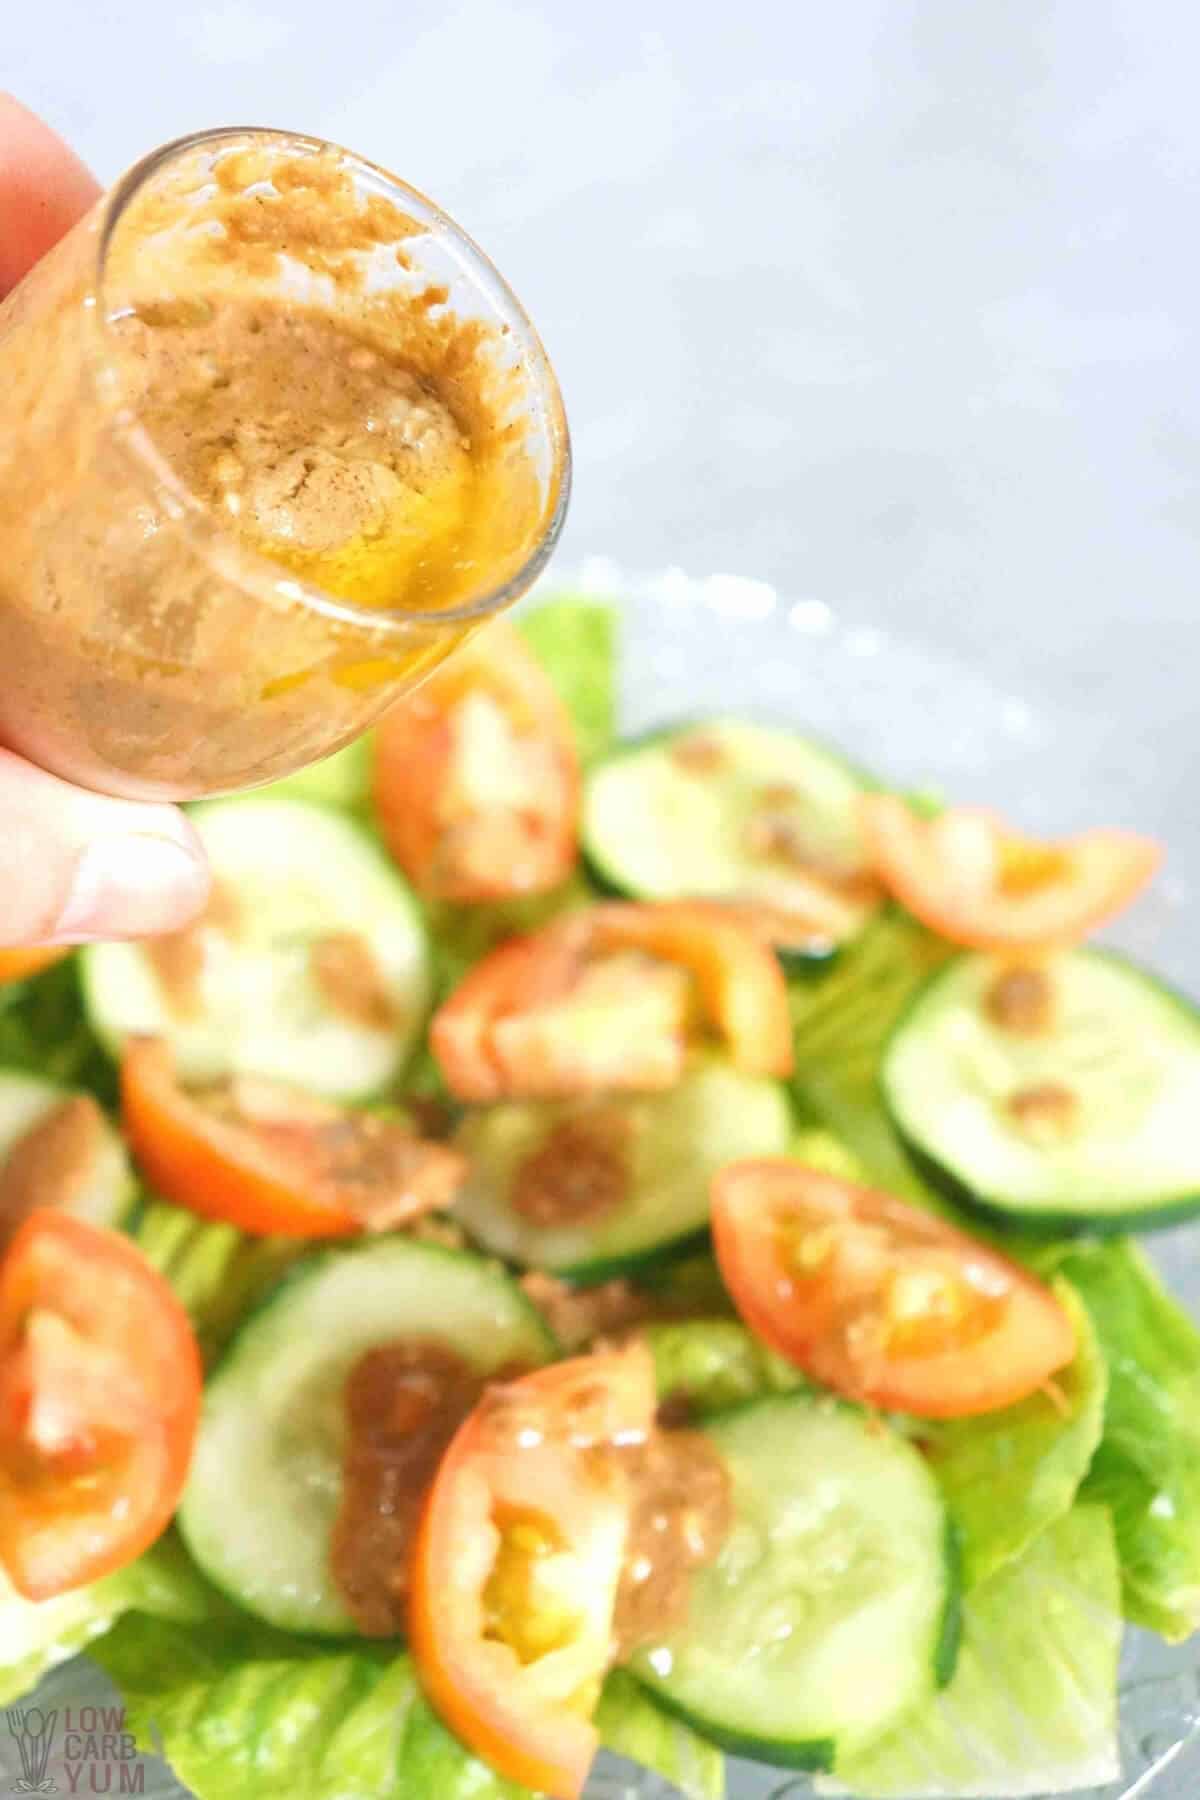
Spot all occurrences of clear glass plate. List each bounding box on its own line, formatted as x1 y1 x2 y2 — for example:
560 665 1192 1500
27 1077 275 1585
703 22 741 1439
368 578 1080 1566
10 562 1199 1800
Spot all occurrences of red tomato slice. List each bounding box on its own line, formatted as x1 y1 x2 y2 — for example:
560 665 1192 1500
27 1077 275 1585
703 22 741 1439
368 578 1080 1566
861 796 1161 950
411 1343 657 1800
431 901 794 1101
0 1211 201 1599
121 1038 465 1239
712 1159 1076 1418
0 948 68 984
374 620 580 903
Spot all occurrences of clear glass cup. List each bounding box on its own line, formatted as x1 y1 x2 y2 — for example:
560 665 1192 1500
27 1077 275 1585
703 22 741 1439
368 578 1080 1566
0 126 570 800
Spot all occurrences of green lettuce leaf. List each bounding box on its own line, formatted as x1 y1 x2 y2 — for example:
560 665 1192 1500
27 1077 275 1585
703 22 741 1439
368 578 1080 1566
2 1535 215 1707
643 1289 1104 1598
787 1125 871 1184
516 595 617 766
132 1199 303 1366
0 956 116 1106
824 1503 1122 1798
91 1610 722 1800
643 1319 804 1415
1039 1237 1200 1641
635 1251 735 1318
597 1670 724 1799
788 913 956 1209
786 944 1129 1606
915 1281 1107 1588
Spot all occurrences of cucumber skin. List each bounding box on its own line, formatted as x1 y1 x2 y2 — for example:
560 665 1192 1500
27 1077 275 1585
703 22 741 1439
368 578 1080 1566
629 1492 962 1770
179 1238 560 1633
935 1520 964 1688
457 1062 793 1282
627 1393 960 1765
625 1678 836 1773
204 1237 560 1385
581 718 878 967
890 1117 1200 1237
881 948 1200 1236
552 1224 713 1287
81 799 432 1104
581 835 845 976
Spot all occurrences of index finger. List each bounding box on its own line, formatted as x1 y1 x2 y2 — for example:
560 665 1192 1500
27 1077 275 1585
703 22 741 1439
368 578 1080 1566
0 94 101 295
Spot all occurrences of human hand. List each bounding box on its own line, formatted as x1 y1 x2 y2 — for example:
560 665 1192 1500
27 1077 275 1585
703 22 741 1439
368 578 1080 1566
0 95 209 946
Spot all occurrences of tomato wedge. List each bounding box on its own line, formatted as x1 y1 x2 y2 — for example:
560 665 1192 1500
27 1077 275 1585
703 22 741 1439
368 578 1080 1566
121 1038 465 1239
711 1160 1075 1417
375 620 580 903
861 796 1161 950
432 901 793 1102
0 947 67 984
410 1343 656 1800
0 1210 201 1599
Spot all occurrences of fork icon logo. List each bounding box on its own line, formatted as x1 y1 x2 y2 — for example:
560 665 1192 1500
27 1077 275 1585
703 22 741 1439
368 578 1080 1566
5 1708 58 1793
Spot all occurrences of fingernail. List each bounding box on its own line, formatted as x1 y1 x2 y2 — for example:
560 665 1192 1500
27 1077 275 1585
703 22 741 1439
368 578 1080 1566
52 834 210 943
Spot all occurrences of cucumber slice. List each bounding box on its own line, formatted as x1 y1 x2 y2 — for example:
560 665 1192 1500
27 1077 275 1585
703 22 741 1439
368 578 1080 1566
0 1070 135 1233
583 720 882 958
178 1237 554 1635
453 1056 793 1281
82 798 430 1101
882 948 1200 1231
631 1394 957 1768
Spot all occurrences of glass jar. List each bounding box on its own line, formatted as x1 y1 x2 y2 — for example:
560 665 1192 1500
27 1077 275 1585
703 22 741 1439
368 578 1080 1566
0 126 570 799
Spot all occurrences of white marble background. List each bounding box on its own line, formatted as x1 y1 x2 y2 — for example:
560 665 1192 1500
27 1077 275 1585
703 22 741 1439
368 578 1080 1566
6 0 1198 910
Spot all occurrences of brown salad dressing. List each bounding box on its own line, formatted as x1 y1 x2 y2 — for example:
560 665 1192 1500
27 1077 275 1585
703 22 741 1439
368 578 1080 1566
331 1341 488 1637
984 963 1057 1036
193 1074 466 1230
0 136 557 797
144 878 243 1016
610 1426 734 1657
330 1336 733 1655
511 1108 633 1227
518 1269 726 1353
102 147 544 621
308 933 399 1031
147 892 396 1037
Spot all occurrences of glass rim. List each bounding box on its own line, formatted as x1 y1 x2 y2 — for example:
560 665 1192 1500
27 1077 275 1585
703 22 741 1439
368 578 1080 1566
85 123 572 635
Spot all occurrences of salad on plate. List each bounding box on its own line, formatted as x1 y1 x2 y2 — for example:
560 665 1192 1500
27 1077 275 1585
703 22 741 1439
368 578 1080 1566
1 592 1198 1800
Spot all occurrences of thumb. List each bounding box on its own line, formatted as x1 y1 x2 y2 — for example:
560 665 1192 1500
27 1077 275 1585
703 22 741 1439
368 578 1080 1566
0 751 210 946
0 93 101 292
